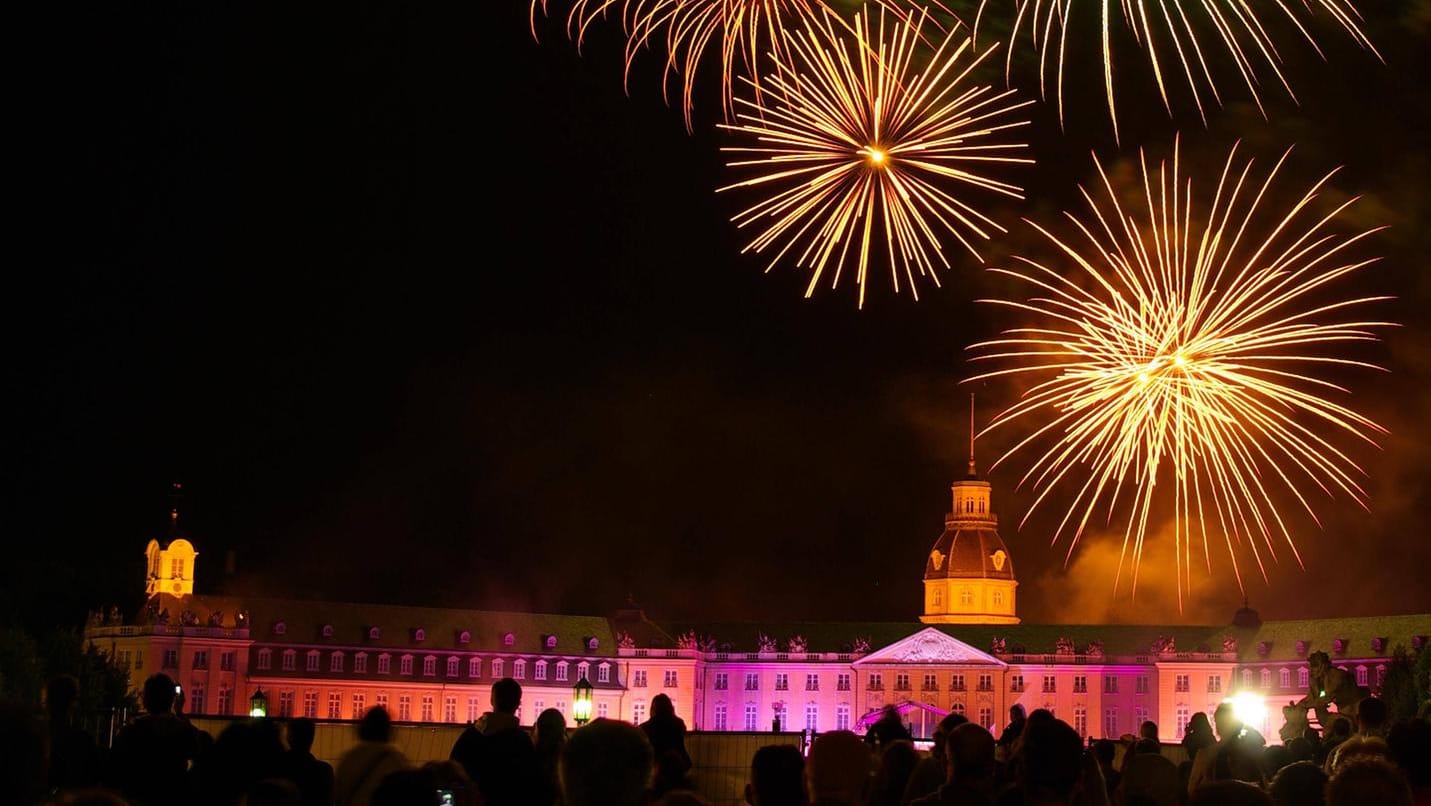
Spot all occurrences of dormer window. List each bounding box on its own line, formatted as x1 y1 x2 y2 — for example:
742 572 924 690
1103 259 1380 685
1258 641 1272 656
368 626 381 641
273 621 287 636
585 637 599 652
1333 638 1348 654
503 632 515 647
1371 637 1387 654
458 630 472 645
413 628 427 643
1295 640 1308 656
544 634 558 650
321 624 334 638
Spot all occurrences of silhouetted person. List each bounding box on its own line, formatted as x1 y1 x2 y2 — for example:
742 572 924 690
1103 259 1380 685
247 778 303 806
422 760 476 806
1268 760 1326 806
46 674 102 793
334 707 410 806
865 706 911 751
532 707 567 806
1386 719 1431 806
1119 751 1179 806
642 693 692 795
1182 712 1214 763
449 677 538 805
867 740 918 806
903 712 966 803
1091 740 1119 798
746 744 805 806
1008 717 1083 806
997 705 1026 751
284 718 334 806
806 730 871 806
192 717 287 805
370 769 439 806
911 722 996 806
1188 779 1270 806
1327 758 1413 806
1357 696 1388 737
0 699 48 806
107 673 202 806
561 718 654 806
1139 721 1159 743
1189 702 1263 795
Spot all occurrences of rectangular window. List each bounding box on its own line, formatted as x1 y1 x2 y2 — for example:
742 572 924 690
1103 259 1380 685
1073 675 1087 693
1176 706 1190 736
447 657 459 677
512 659 525 679
468 657 481 678
302 692 317 718
281 651 295 672
714 702 728 731
491 658 504 678
306 652 320 672
1261 668 1272 688
193 651 209 670
1242 669 1254 688
1135 705 1149 727
773 703 787 731
714 673 728 691
557 663 569 682
973 706 989 731
597 702 609 719
444 696 457 723
1136 676 1150 694
868 673 883 691
534 661 547 681
775 673 789 691
836 704 851 731
534 699 545 715
922 673 938 692
467 697 480 722
895 673 911 691
1074 707 1088 738
1043 675 1056 693
398 695 411 721
1279 668 1291 688
217 687 232 716
664 670 678 688
1175 674 1190 693
1298 668 1309 689
117 649 131 670
1010 674 1024 692
837 673 851 691
978 674 993 692
1356 666 1368 687
423 656 437 677
279 692 294 718
597 664 610 683
164 650 179 669
135 650 143 671
355 653 368 674
745 673 760 691
353 693 366 718
634 670 648 688
951 674 966 692
221 651 236 671
806 673 820 691
1104 708 1118 738
805 703 819 731
1208 675 1222 693
375 693 388 712
171 558 184 579
400 656 414 676
1104 675 1119 694
633 702 647 724
328 692 342 720
420 695 434 721
331 653 344 673
189 687 205 714
377 655 391 674
744 703 758 731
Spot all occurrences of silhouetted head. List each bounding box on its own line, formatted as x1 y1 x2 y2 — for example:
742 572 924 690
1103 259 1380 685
288 718 316 753
947 723 995 783
1140 720 1160 741
1387 719 1431 788
1020 719 1083 801
358 706 392 743
1327 758 1412 806
1269 761 1326 806
245 778 302 806
535 708 567 751
1358 697 1387 734
1189 779 1271 806
561 719 653 806
491 677 522 715
747 744 803 806
807 730 871 804
1188 711 1212 736
651 694 675 720
1092 739 1117 768
142 673 178 714
46 675 81 721
1009 704 1026 722
1214 702 1241 741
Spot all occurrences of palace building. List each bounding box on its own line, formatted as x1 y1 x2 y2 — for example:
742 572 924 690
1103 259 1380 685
86 463 1430 743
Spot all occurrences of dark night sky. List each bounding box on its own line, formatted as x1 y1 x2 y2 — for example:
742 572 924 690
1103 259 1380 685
9 2 1431 632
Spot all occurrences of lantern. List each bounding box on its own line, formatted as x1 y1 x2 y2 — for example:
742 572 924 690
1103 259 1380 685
249 688 268 718
572 677 594 726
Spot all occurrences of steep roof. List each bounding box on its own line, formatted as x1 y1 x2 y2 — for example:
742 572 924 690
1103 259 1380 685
1236 614 1431 663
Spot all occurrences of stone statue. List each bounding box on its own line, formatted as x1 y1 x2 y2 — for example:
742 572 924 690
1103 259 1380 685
616 631 636 650
1054 637 1075 655
852 637 871 655
787 635 808 653
990 636 1007 654
1222 635 1239 654
1085 639 1105 659
155 609 170 626
1279 701 1310 744
180 610 199 626
236 609 250 627
698 635 718 653
107 605 121 625
1294 651 1368 729
208 610 225 627
757 633 778 653
1151 635 1176 655
676 630 698 651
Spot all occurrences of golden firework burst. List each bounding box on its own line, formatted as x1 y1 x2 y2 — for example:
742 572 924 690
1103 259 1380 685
969 140 1391 605
719 6 1033 307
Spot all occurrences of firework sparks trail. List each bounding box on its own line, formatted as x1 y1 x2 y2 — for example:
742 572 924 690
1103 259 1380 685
968 140 1392 606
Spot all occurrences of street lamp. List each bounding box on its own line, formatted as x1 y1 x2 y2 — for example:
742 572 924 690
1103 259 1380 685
572 677 594 726
249 688 268 718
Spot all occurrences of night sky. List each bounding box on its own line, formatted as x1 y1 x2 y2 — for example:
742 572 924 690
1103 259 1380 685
10 2 1431 632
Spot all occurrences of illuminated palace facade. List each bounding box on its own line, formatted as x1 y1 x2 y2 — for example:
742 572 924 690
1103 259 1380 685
86 464 1429 743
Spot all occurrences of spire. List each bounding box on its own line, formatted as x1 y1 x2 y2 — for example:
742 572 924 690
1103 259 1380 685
967 393 977 477
169 481 183 539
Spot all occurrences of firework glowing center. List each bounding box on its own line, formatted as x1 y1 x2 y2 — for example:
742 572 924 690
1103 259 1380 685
970 141 1391 607
864 147 887 167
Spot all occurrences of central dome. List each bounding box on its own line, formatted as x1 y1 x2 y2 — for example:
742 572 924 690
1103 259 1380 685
925 520 1014 580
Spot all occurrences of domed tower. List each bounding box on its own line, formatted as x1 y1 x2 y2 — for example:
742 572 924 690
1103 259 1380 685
920 398 1018 624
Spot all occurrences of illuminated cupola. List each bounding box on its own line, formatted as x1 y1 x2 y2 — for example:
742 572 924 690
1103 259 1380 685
144 483 198 598
921 397 1019 625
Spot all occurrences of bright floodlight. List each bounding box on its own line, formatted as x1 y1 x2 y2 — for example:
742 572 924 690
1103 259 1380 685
1227 692 1267 730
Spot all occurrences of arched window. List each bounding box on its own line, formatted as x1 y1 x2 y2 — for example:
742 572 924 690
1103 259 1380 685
1279 668 1291 688
1241 669 1253 688
257 648 272 670
534 660 548 681
446 656 459 677
491 658 504 678
400 655 414 676
468 657 481 678
513 659 526 679
330 652 344 672
556 661 569 682
1298 668 1309 689
577 661 590 681
422 656 437 676
1260 669 1271 688
1356 666 1368 687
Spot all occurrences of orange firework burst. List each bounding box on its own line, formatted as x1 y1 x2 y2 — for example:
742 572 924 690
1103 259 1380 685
531 0 827 130
969 141 1391 605
967 0 1379 140
719 6 1033 307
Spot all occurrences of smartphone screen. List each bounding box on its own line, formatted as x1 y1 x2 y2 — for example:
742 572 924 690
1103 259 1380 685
436 790 454 805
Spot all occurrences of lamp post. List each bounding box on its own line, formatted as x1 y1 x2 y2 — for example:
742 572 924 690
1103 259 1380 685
572 677 594 726
249 688 268 718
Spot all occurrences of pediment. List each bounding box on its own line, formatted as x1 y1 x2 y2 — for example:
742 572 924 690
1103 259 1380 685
855 627 1005 666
